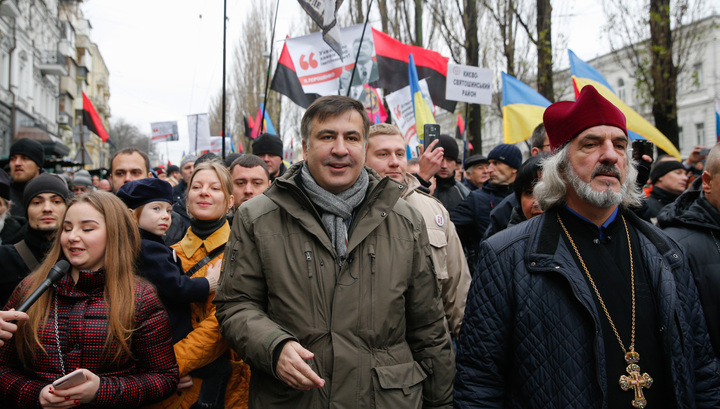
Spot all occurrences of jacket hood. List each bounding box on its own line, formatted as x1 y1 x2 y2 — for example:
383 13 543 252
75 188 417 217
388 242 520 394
400 173 421 199
657 188 720 232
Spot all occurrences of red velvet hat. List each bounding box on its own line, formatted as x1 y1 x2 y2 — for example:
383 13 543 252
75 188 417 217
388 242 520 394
543 85 627 151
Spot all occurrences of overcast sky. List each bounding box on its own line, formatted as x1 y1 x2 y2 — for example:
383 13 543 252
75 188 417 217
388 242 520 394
81 0 612 165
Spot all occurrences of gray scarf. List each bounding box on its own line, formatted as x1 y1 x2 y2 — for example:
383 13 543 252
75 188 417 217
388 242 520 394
300 162 369 260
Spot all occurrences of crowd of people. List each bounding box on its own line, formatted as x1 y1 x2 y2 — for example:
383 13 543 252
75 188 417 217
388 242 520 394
0 89 719 408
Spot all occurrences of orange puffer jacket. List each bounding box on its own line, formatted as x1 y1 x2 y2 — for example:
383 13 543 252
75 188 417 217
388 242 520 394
145 222 250 409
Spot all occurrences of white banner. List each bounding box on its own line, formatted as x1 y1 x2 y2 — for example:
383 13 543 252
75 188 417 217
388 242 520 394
187 113 211 155
385 79 433 157
150 121 179 143
196 136 232 156
445 63 493 105
286 24 377 96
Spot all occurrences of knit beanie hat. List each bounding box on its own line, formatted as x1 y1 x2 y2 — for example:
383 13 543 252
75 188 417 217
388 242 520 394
10 138 45 168
437 134 459 161
487 144 522 169
180 155 197 169
23 173 70 210
117 178 173 210
650 160 685 184
252 133 283 157
0 169 10 201
72 170 93 188
543 85 627 152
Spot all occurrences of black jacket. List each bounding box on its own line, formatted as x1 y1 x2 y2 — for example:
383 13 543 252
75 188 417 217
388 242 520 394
0 216 24 245
641 186 679 221
462 178 480 192
8 181 26 220
137 229 208 343
482 193 518 240
450 181 513 266
0 225 53 306
456 206 720 408
658 189 720 358
164 200 190 246
172 179 188 204
433 174 469 212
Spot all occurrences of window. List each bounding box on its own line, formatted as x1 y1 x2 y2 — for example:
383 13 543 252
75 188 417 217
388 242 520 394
696 123 705 146
693 64 703 89
617 78 626 101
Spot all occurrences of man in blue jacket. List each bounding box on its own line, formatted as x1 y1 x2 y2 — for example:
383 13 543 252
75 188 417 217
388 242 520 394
455 85 720 408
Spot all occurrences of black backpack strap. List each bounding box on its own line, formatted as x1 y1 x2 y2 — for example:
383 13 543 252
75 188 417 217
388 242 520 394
184 245 226 277
14 240 39 271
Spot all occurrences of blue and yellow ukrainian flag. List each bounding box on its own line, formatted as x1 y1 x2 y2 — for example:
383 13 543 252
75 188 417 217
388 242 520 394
502 72 551 144
569 49 680 159
409 53 436 142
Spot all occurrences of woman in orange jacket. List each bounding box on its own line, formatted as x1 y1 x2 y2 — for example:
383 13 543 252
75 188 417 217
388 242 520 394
149 159 249 409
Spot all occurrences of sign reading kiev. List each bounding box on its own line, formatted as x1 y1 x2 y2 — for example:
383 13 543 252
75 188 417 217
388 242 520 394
445 64 492 105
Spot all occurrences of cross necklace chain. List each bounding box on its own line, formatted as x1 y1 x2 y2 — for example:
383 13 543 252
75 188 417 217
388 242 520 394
558 214 653 409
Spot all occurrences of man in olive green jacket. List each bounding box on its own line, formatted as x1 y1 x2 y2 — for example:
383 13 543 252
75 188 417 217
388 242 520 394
215 96 454 408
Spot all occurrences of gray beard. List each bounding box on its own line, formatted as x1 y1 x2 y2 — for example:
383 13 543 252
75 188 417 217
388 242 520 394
566 164 627 208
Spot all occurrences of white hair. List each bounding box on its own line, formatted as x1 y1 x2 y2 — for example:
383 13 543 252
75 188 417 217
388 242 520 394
534 143 643 210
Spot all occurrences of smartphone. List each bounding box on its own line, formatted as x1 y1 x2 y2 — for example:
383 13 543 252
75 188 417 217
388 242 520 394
632 140 654 161
700 147 710 156
52 369 87 390
423 124 440 149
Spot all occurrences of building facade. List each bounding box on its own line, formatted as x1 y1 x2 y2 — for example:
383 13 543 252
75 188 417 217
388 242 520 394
0 0 110 170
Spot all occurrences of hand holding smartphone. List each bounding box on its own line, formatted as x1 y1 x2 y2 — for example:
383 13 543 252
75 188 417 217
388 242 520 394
52 369 87 390
423 124 440 149
631 140 653 162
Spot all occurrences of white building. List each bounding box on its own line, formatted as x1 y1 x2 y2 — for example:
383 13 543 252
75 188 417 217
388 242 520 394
481 14 720 160
0 0 69 159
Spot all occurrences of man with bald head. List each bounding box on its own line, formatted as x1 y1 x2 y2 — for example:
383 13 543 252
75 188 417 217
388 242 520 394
455 85 720 408
659 142 720 359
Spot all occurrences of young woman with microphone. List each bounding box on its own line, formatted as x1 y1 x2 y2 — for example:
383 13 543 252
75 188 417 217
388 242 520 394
0 191 179 408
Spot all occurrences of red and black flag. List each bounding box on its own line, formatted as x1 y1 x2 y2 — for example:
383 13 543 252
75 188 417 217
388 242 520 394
270 38 321 109
82 91 109 142
455 114 466 140
370 29 456 113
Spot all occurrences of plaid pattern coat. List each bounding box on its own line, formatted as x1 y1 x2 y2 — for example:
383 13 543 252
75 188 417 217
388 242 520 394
0 268 179 408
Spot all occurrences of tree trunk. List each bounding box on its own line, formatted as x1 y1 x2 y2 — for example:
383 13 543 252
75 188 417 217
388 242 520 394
414 0 423 46
536 0 553 102
649 0 679 151
378 0 389 34
465 0 482 154
503 0 516 76
355 0 364 24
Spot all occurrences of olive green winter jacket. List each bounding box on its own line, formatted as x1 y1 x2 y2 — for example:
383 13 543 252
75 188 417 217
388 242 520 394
215 163 454 409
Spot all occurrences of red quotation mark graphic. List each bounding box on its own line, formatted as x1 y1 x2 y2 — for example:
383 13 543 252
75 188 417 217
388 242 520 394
299 53 319 70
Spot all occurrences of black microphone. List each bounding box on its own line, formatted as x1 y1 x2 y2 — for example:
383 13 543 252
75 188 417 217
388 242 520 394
16 260 71 313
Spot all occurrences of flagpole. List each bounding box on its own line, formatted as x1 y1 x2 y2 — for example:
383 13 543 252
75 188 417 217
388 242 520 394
221 0 227 160
346 0 375 97
261 0 281 129
464 104 469 162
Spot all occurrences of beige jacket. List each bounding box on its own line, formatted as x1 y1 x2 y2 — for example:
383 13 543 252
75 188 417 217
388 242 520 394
401 174 471 337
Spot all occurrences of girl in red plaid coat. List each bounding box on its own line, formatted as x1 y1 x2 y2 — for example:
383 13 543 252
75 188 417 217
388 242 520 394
0 191 179 408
